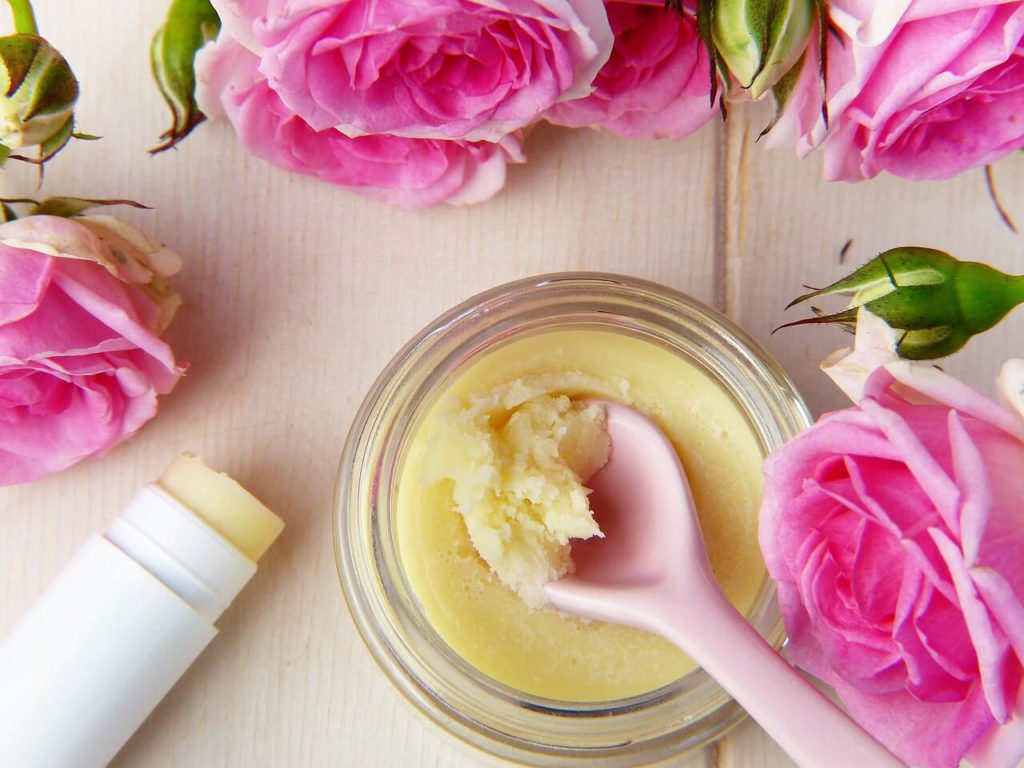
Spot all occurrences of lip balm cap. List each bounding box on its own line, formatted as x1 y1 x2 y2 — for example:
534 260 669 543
156 454 284 562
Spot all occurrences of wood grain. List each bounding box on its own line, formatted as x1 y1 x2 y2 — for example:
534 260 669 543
2 3 1022 767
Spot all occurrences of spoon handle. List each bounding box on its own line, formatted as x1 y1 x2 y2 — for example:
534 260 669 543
656 587 906 768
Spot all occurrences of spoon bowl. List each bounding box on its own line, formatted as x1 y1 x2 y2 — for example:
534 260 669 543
545 401 905 768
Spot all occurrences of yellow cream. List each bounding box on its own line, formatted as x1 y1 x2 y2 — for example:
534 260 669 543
397 329 765 702
422 391 609 608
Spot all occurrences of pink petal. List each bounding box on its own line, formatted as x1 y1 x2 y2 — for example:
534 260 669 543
931 529 1013 722
860 396 961 535
0 247 52 326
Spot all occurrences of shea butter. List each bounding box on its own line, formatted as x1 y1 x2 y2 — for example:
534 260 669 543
397 330 766 701
423 388 608 607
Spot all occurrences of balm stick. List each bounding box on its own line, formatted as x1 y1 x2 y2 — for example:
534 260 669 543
0 455 283 768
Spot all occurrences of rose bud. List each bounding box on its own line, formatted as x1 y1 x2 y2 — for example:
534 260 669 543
704 0 815 99
0 32 78 163
150 0 221 153
780 247 1024 360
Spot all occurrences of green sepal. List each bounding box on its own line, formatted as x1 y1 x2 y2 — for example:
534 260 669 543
760 50 805 139
0 196 151 219
36 112 72 161
150 0 221 154
695 0 722 109
0 34 76 127
0 32 84 167
894 326 970 361
711 0 768 90
706 0 814 103
814 0 830 126
785 248 952 309
774 306 858 334
783 247 1024 360
31 196 151 217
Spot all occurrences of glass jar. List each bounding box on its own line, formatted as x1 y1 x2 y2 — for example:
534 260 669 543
335 273 812 766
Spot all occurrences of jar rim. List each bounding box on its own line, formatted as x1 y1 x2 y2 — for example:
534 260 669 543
335 273 812 766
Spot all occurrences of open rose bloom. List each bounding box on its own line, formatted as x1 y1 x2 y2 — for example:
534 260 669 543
761 310 1024 768
771 1 1024 180
195 0 614 206
195 36 526 209
0 215 184 485
193 0 724 206
542 0 716 139
214 0 613 141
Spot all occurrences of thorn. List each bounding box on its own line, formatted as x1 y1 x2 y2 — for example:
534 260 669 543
839 239 853 263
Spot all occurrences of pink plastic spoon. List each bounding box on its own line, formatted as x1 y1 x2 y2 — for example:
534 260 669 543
544 401 905 768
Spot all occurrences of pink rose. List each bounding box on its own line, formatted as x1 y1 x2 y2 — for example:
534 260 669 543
0 215 184 486
542 1 715 139
760 311 1024 768
771 1 1024 180
211 0 613 142
196 37 525 209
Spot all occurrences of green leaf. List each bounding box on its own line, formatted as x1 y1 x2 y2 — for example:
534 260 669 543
150 0 221 154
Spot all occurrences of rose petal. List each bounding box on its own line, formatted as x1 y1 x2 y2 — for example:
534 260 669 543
860 396 962 536
246 0 613 141
0 217 182 486
822 308 901 404
196 36 524 208
0 248 52 327
886 360 1024 442
932 529 1013 722
995 359 1024 425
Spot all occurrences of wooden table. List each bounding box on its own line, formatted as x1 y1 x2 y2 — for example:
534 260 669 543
3 4 1022 767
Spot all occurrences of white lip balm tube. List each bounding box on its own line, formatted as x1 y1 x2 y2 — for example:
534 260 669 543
0 455 284 768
